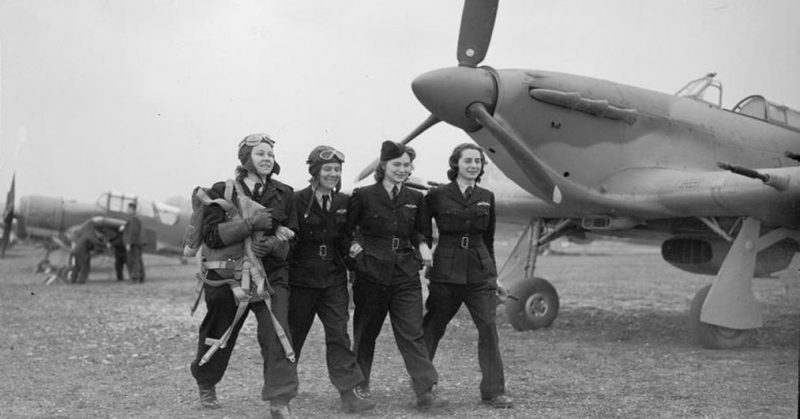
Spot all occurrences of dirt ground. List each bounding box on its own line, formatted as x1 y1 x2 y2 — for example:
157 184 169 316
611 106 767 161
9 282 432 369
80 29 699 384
1 233 798 419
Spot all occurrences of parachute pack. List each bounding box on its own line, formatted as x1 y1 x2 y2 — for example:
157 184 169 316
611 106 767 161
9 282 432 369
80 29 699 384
181 180 235 258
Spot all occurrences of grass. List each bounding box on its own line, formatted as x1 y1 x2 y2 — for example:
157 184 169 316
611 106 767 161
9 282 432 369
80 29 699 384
0 239 797 419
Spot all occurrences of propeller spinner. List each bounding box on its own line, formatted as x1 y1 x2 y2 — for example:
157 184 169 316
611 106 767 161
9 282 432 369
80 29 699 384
357 0 556 201
355 0 500 183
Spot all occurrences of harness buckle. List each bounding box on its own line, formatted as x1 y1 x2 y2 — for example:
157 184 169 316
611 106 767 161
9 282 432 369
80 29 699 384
460 236 469 249
391 237 400 251
319 244 328 257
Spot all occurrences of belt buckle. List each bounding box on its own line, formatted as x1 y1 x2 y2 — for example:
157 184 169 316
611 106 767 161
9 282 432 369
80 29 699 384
319 244 328 257
460 236 469 249
391 237 400 251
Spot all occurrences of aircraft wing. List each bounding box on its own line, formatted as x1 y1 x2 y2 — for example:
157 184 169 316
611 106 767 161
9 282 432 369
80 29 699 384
589 166 799 227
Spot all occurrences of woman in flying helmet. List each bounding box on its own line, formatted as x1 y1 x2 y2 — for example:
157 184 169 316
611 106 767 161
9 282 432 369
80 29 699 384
288 145 376 413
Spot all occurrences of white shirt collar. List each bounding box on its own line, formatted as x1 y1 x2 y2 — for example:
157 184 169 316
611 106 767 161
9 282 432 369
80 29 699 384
382 179 402 196
456 179 476 194
314 188 333 206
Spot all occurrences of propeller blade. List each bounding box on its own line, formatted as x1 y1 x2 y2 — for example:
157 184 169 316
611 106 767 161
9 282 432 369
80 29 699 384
1 173 16 257
457 0 499 67
354 114 441 182
467 103 557 201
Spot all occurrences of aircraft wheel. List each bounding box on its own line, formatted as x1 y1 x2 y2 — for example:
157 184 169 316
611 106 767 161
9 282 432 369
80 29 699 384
505 277 559 331
689 285 750 349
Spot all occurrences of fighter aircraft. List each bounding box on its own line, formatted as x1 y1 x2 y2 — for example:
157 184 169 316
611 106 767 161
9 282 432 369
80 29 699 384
357 0 800 349
3 189 191 275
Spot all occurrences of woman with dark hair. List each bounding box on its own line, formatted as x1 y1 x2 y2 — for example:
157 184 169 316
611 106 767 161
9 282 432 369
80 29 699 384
422 142 513 409
288 145 375 413
346 140 448 410
189 133 298 419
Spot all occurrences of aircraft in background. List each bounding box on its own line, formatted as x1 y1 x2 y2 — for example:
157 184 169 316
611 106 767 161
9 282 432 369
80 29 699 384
3 189 191 274
358 0 800 349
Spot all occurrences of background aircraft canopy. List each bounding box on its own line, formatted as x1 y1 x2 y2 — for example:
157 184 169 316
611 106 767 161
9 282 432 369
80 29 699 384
95 192 181 226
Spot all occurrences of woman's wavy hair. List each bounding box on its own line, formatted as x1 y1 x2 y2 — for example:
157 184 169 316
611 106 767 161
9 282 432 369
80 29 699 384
374 146 416 182
446 143 486 182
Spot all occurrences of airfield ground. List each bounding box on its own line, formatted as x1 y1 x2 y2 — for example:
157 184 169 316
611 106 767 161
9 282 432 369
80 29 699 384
1 227 798 419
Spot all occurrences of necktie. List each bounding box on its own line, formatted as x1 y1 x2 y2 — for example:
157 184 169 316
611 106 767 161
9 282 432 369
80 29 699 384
391 185 399 201
321 194 329 213
464 186 473 200
253 183 263 199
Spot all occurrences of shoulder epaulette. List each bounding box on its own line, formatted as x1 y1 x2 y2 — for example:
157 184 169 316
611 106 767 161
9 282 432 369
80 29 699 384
270 178 294 193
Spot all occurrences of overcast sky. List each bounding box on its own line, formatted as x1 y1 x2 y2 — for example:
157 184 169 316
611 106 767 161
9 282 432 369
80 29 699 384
1 0 798 205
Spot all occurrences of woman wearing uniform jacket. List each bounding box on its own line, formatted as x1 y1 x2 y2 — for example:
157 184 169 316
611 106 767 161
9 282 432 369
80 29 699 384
346 140 448 410
189 133 298 419
422 143 514 409
288 145 376 413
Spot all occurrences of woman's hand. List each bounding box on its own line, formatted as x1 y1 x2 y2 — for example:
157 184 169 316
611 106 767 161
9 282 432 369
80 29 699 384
419 243 433 268
274 225 295 241
349 242 363 258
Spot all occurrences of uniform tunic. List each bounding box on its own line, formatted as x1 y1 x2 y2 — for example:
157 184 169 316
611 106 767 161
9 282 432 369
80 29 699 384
189 177 299 403
346 182 439 396
288 186 364 392
422 181 506 399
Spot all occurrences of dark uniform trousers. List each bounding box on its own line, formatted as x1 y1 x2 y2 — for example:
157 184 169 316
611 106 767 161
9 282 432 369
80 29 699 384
422 181 505 399
190 177 298 402
347 182 437 396
289 283 364 392
113 244 126 280
288 186 364 392
124 215 145 282
353 271 438 396
127 244 144 282
72 240 93 283
190 268 298 402
423 281 505 399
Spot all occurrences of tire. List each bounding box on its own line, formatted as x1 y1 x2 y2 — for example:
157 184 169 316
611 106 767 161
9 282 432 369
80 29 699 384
689 284 750 349
505 277 559 331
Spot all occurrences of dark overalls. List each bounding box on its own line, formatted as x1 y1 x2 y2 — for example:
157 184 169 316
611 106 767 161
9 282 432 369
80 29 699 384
123 215 145 283
346 182 438 397
72 230 101 283
109 232 127 281
190 178 299 404
288 186 364 392
422 181 506 400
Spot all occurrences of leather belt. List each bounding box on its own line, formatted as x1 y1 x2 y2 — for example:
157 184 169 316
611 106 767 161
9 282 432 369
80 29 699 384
295 243 334 259
437 234 484 249
363 235 413 252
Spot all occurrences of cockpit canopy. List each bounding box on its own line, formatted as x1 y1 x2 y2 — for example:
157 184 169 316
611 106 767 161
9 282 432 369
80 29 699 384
676 73 800 130
732 95 800 130
675 73 722 107
95 192 181 226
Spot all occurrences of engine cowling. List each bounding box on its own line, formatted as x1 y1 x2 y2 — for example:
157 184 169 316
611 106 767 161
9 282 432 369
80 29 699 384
662 235 797 277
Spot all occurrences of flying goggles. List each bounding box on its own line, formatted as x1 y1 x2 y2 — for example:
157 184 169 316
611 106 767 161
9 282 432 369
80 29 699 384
239 133 275 148
318 148 345 162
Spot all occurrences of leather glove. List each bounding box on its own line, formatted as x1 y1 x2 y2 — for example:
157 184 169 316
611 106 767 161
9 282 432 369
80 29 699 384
251 236 275 258
248 209 272 231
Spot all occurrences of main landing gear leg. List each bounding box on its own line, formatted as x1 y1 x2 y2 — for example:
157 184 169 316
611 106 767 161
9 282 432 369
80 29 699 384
688 217 800 348
501 218 565 331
